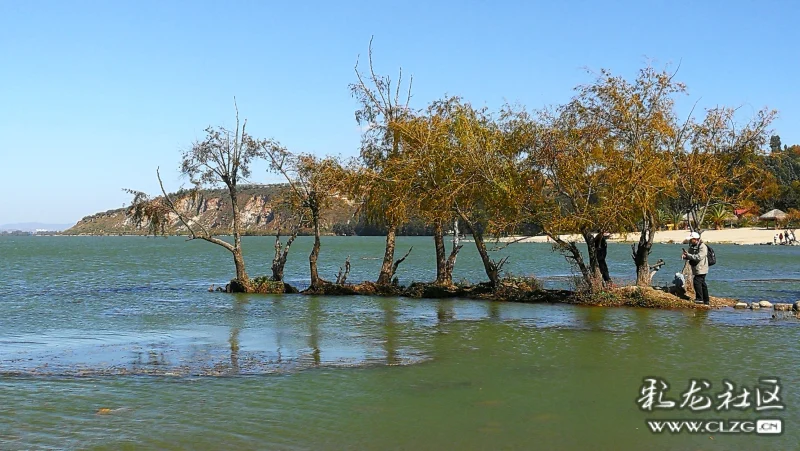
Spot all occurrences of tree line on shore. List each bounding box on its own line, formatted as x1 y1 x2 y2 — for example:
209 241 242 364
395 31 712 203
127 44 786 295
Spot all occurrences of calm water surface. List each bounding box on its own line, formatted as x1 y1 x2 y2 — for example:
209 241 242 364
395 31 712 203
1 236 799 450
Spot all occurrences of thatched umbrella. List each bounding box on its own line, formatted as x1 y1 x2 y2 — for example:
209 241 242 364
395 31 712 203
723 212 739 228
682 209 706 228
760 209 787 229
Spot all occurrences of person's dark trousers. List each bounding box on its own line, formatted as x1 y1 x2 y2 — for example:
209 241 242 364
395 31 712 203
694 274 709 304
599 261 611 283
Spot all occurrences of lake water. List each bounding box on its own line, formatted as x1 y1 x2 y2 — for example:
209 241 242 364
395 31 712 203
1 236 799 449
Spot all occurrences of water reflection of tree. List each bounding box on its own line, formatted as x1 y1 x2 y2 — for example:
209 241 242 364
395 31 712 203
488 301 501 320
437 300 455 325
275 329 284 364
228 296 248 373
433 300 456 363
269 297 286 364
307 298 322 365
380 298 399 365
579 306 609 331
229 327 240 372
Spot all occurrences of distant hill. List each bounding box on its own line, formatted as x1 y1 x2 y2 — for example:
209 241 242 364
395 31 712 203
62 185 358 236
0 222 72 232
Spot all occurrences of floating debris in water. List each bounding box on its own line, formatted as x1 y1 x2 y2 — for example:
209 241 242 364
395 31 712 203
95 407 128 415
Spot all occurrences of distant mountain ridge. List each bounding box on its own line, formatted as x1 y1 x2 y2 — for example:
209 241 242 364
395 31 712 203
62 185 357 236
0 222 72 232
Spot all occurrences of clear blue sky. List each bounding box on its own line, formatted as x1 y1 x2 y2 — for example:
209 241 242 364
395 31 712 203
1 0 797 225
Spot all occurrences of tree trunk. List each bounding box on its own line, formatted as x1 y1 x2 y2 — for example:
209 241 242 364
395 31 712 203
377 223 397 285
444 219 461 284
433 221 448 284
472 229 500 287
228 184 250 288
457 211 503 287
309 204 322 289
632 238 650 287
272 227 299 282
582 231 604 290
551 234 590 282
232 248 249 286
632 213 656 287
272 238 286 282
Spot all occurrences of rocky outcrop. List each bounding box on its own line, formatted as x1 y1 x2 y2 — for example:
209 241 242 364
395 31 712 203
64 185 356 235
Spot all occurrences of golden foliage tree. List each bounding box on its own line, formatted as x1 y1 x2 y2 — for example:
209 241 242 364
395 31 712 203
523 103 630 291
390 98 533 287
571 66 685 286
447 102 532 287
388 97 466 285
350 38 415 285
261 141 347 291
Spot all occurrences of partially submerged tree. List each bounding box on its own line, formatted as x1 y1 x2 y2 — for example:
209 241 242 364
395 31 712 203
390 98 531 287
261 142 346 290
521 68 776 291
571 66 686 286
448 102 530 287
127 105 261 292
388 97 464 285
350 38 414 285
268 194 304 282
524 105 628 292
347 158 415 285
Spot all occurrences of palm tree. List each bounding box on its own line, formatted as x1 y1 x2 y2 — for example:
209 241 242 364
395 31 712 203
656 208 671 230
706 205 730 230
671 211 684 231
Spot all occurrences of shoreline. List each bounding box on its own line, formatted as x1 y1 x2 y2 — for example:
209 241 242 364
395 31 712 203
493 227 797 246
28 227 799 246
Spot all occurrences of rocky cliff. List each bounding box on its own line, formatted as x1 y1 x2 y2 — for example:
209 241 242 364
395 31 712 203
63 185 357 235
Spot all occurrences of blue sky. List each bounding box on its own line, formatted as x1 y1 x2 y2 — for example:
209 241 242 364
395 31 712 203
1 0 797 225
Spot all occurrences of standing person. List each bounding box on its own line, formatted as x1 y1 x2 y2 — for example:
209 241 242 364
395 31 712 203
780 232 784 244
682 232 709 305
597 232 611 284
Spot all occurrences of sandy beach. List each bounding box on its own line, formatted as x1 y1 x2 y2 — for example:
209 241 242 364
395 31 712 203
496 227 796 246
